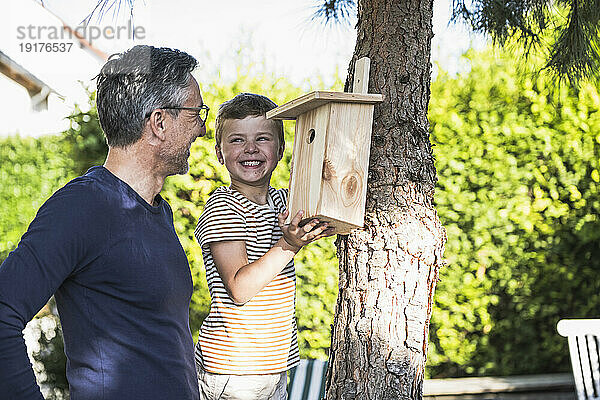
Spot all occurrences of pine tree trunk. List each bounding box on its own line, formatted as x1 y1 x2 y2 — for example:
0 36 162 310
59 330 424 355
325 0 445 399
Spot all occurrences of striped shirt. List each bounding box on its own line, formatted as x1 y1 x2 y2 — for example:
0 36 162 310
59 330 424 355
194 186 299 375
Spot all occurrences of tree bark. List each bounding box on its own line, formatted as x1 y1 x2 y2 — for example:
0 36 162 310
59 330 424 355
325 0 446 399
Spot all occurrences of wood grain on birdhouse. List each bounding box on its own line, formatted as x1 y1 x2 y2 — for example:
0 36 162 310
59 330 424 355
267 58 382 234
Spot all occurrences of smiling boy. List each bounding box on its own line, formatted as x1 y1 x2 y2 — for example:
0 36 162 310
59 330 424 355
193 93 334 399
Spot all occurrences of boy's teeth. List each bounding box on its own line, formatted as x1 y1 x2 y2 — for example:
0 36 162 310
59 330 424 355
242 161 260 166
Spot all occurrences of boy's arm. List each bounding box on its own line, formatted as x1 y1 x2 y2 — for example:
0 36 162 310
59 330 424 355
210 210 333 305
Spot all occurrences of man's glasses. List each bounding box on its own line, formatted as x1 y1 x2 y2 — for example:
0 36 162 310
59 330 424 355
145 105 210 125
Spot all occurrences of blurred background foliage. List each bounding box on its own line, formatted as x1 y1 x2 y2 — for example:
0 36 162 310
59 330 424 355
428 47 600 377
0 43 598 395
0 136 74 262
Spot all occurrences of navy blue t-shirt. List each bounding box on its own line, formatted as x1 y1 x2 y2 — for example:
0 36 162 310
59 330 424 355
0 166 200 400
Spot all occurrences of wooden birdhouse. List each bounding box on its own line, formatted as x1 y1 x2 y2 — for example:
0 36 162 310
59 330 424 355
266 57 383 234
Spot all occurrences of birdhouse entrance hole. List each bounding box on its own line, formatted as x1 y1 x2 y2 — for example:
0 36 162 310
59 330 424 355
307 129 316 144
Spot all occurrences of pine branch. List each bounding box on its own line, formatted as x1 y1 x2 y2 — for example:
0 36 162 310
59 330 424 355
82 0 135 25
312 0 356 26
451 0 600 84
547 0 600 84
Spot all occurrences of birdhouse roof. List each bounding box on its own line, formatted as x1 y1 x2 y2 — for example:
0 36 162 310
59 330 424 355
266 91 383 120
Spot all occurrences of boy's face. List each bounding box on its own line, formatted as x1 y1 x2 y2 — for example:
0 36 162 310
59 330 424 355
216 115 284 190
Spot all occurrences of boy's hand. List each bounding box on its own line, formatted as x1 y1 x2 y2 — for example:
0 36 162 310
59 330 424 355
278 210 335 252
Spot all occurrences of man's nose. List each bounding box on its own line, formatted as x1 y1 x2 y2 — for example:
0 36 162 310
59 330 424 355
198 123 207 138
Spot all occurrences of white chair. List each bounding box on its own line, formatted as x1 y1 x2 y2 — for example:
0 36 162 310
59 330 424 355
557 319 600 400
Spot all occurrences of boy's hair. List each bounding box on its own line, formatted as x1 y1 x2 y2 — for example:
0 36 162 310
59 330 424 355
215 93 284 149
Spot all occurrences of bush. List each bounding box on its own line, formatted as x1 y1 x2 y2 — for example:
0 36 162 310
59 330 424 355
427 48 600 377
23 299 69 400
0 135 73 263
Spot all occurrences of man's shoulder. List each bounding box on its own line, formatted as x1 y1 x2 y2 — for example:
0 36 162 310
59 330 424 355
46 168 121 214
50 177 98 204
53 172 107 202
23 171 116 242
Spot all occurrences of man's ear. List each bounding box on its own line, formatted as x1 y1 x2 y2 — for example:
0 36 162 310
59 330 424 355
147 110 168 143
215 144 224 164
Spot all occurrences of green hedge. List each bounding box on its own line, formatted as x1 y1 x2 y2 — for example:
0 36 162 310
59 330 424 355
427 48 600 377
0 135 73 263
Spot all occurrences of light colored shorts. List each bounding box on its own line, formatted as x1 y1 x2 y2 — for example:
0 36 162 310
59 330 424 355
197 366 288 400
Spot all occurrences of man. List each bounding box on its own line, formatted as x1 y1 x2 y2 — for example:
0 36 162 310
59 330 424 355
0 45 206 399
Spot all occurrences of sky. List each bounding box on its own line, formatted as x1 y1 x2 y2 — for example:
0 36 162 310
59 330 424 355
1 0 485 136
21 0 484 84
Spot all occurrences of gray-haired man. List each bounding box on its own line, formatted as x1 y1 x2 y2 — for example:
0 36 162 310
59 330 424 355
0 45 206 400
